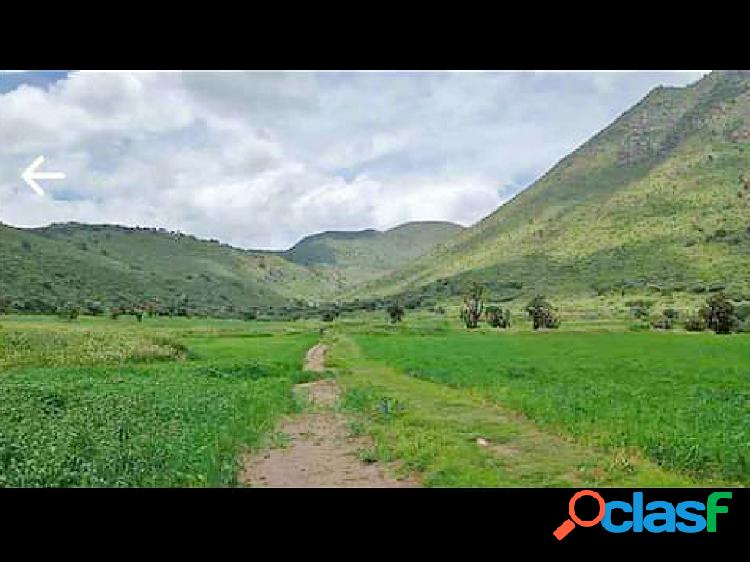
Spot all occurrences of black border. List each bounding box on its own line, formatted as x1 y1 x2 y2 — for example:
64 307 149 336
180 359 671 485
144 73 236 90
0 488 744 551
3 10 744 71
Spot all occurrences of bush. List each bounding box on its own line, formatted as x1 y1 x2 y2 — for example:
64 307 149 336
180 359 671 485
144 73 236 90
735 303 750 322
386 302 405 323
58 304 80 322
461 282 485 329
662 308 680 320
486 305 511 328
627 299 654 319
630 305 651 319
683 315 706 332
526 295 560 330
700 293 737 334
85 301 105 316
650 313 673 330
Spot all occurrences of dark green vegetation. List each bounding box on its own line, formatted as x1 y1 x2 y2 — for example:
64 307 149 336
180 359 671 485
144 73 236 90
460 281 484 329
0 316 318 486
360 71 750 312
0 221 462 318
526 295 560 330
347 328 749 485
0 222 333 318
284 221 463 286
386 301 405 323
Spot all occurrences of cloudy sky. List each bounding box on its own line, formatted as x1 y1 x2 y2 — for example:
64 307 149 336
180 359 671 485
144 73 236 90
0 70 706 250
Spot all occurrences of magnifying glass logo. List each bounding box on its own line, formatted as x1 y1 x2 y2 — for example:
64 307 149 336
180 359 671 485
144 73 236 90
553 490 605 541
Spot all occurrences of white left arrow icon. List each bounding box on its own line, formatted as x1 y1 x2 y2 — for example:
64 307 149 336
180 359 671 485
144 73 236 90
21 156 65 196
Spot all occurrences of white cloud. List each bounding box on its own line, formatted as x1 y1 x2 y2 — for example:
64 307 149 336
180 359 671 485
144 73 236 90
0 70 707 249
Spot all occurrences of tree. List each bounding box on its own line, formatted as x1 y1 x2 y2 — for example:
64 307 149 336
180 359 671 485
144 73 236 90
461 282 484 328
486 305 511 328
174 294 190 317
0 296 11 315
321 310 337 322
526 295 560 330
142 301 159 317
58 304 80 322
386 301 405 323
85 301 105 316
699 293 737 334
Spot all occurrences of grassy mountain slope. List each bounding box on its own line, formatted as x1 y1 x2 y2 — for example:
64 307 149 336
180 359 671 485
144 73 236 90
0 220 464 316
359 71 750 309
282 221 464 287
0 223 337 316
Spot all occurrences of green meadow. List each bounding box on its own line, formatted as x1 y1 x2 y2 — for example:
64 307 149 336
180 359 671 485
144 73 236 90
343 327 749 486
0 315 318 487
0 311 747 487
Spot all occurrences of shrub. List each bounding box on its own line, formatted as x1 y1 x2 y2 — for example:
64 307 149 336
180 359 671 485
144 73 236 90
650 313 673 330
85 301 105 316
683 315 706 332
486 305 511 328
662 308 680 320
627 299 654 319
630 305 651 319
321 311 337 322
58 304 80 322
461 282 485 329
526 295 560 330
735 303 750 322
386 302 405 323
700 293 737 334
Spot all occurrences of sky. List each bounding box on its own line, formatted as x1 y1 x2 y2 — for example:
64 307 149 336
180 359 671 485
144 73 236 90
0 70 707 250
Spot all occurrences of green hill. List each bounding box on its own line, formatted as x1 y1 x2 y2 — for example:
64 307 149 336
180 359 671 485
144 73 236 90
283 221 464 287
0 220 464 317
0 222 338 316
358 71 750 311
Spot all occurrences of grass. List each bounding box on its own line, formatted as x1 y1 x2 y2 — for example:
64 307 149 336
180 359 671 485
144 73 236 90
330 333 694 487
2 310 747 488
346 327 749 485
0 315 318 487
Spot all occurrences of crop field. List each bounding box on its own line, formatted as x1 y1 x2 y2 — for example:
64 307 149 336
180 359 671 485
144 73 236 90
1 310 748 488
345 327 749 486
0 315 318 487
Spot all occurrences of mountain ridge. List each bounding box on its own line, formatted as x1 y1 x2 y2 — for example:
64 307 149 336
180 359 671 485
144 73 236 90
0 219 465 315
353 70 750 308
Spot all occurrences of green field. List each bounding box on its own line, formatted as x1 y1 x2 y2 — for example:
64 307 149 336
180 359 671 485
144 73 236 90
0 315 318 487
342 328 748 485
1 311 747 487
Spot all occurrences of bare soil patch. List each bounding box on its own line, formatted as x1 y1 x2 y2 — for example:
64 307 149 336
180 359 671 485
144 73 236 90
240 347 418 488
304 343 328 372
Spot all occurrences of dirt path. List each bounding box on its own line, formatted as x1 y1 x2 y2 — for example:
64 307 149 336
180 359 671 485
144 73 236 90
240 345 417 488
304 343 328 372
